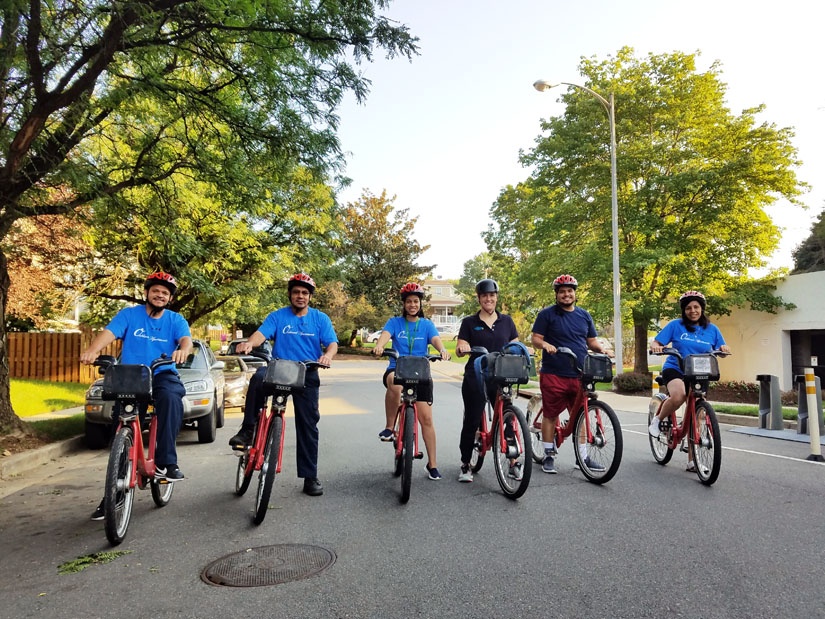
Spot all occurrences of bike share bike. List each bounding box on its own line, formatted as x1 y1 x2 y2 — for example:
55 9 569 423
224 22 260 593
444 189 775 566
382 349 442 504
94 355 179 546
525 348 623 484
467 343 533 499
648 348 729 486
233 353 328 524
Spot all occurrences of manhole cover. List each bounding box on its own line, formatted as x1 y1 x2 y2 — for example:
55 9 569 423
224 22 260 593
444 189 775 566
201 544 336 587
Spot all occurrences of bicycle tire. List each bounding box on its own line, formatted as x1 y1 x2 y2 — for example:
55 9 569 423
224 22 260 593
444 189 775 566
690 400 722 486
104 426 135 546
573 400 623 484
525 399 544 464
235 449 253 496
150 477 174 507
648 393 673 465
469 431 485 473
492 404 532 499
399 404 414 504
253 415 282 524
392 406 403 477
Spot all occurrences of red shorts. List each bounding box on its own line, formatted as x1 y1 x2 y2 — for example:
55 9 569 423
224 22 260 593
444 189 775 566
539 373 584 419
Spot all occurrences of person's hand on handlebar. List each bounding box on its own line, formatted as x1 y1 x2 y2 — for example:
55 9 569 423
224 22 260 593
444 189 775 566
170 348 190 365
438 348 451 361
719 345 732 354
236 341 253 355
649 342 665 355
542 343 558 355
455 341 471 356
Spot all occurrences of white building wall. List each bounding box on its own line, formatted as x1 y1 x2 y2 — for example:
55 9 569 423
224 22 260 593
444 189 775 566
713 271 825 390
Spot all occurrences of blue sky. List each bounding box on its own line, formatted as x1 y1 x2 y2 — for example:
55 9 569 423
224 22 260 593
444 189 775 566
336 0 823 279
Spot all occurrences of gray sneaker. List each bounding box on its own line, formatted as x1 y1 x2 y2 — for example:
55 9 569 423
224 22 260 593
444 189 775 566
508 461 523 480
575 456 606 472
542 450 557 474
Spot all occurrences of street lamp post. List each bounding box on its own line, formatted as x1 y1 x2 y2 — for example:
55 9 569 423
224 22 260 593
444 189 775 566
533 79 622 374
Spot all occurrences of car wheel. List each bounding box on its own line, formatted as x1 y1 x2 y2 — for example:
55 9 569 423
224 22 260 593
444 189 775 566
85 420 111 450
197 402 217 443
215 390 225 428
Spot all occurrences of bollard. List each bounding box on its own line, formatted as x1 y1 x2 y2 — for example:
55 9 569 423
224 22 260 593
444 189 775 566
756 374 783 431
795 374 824 434
803 368 824 462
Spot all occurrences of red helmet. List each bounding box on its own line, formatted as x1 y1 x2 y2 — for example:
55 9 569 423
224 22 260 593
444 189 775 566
400 282 425 300
144 271 177 295
552 274 578 291
288 272 316 294
679 290 706 310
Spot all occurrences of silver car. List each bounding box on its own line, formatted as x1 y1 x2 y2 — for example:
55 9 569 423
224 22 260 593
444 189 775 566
84 339 226 449
218 355 254 409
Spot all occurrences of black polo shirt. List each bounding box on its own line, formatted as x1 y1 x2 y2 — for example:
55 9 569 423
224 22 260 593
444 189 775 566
457 311 519 376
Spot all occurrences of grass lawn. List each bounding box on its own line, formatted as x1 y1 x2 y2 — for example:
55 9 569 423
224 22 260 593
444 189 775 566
10 379 88 418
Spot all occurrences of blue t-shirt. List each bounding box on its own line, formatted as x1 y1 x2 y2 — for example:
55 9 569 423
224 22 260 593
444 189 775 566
382 316 439 370
531 305 597 377
258 306 338 362
106 305 191 373
655 319 726 372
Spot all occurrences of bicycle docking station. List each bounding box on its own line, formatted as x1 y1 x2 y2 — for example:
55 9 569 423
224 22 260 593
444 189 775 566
756 374 784 431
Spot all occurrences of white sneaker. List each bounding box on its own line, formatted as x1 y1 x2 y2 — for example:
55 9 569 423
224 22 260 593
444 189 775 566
508 462 523 481
648 418 661 438
458 464 473 483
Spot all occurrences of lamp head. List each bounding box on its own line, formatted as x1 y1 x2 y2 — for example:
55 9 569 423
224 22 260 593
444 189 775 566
533 79 558 92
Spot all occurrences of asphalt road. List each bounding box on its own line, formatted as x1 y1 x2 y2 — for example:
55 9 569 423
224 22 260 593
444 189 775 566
0 358 823 619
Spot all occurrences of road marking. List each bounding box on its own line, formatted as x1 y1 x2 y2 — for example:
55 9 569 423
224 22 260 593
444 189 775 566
624 428 825 466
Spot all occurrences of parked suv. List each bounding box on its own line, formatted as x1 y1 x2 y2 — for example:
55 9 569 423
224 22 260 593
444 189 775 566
84 339 226 449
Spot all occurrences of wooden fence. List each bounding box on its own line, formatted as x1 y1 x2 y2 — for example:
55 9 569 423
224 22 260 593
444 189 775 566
7 326 227 383
8 329 121 384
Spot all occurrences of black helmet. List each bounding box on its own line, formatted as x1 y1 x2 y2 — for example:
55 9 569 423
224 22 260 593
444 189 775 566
475 279 499 295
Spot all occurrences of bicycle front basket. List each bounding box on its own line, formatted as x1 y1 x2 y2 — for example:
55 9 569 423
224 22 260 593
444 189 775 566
684 354 720 381
583 354 613 383
393 356 431 384
490 353 530 385
101 365 153 402
263 358 306 392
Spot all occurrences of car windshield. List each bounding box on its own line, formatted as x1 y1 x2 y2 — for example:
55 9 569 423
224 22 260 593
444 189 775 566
177 345 207 370
222 358 244 373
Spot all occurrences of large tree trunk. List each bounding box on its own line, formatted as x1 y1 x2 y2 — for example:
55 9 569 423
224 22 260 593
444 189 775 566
633 318 650 375
0 251 26 434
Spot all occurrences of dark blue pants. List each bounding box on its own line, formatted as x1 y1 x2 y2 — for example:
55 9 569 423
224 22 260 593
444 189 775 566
243 367 321 479
151 371 186 467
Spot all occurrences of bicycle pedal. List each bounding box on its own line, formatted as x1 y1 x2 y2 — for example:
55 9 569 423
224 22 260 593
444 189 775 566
414 452 424 460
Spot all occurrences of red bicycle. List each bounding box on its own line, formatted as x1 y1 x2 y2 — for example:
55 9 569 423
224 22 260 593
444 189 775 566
525 348 623 484
233 356 327 524
648 348 729 485
94 355 178 546
382 349 441 504
467 345 533 499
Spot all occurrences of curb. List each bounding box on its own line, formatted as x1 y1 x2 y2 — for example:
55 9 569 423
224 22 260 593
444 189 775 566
0 435 85 481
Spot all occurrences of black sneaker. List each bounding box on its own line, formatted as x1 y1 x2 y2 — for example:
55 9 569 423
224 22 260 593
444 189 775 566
303 477 324 496
229 426 254 449
155 463 184 481
90 499 105 521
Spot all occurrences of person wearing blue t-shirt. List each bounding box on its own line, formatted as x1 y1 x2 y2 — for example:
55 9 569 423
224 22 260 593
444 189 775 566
648 290 731 472
531 274 612 475
229 273 338 497
81 271 193 520
372 282 451 481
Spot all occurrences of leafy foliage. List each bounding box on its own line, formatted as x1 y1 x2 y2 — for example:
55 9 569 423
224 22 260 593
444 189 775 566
0 0 419 431
792 207 825 274
485 48 805 372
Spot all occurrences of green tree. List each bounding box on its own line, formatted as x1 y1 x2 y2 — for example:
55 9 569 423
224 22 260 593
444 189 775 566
0 0 417 432
792 208 825 273
338 189 435 331
486 48 804 372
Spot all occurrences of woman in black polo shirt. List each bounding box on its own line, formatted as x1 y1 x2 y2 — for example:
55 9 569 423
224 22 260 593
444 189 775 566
454 279 520 482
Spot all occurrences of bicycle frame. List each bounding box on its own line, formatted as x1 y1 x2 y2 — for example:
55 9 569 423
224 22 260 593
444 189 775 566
115 406 163 489
394 398 421 461
478 386 521 458
245 392 289 477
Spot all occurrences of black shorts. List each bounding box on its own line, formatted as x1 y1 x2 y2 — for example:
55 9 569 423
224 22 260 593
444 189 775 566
382 368 434 404
661 368 684 385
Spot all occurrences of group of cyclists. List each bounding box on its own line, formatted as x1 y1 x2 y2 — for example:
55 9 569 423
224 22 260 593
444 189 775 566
81 267 730 517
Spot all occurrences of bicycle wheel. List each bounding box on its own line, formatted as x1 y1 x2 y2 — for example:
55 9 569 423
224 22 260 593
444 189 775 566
648 393 673 465
573 400 623 484
469 429 485 473
150 477 174 507
525 396 544 464
393 407 403 477
690 401 722 486
399 404 414 504
253 415 282 524
104 426 135 546
492 404 532 499
235 449 253 496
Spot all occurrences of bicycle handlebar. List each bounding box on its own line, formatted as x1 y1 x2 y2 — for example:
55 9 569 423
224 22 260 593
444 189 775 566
649 347 731 359
93 354 177 372
381 348 442 362
555 346 613 375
